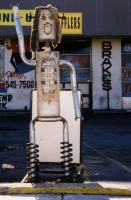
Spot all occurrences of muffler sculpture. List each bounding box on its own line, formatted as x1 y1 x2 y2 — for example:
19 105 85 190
12 4 81 182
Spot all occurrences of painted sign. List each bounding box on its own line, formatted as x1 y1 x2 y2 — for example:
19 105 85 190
61 69 90 82
2 38 35 110
0 10 82 34
0 94 12 109
101 41 112 91
60 55 90 82
92 39 122 110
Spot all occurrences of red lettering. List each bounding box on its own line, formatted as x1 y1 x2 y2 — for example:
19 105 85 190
77 57 83 63
70 57 77 63
5 71 26 80
124 83 131 92
83 57 88 64
70 56 88 64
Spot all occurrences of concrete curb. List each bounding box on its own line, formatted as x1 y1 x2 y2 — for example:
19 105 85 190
0 182 131 196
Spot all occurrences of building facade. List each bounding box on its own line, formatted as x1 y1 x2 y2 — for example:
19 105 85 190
0 0 131 111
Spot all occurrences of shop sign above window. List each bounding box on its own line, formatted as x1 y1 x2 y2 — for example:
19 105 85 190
0 10 82 34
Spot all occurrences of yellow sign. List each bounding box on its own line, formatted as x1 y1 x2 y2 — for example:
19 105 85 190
0 10 82 34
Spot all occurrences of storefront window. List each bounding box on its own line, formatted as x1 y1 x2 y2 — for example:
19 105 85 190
122 40 131 97
59 54 90 82
55 41 92 110
55 41 91 82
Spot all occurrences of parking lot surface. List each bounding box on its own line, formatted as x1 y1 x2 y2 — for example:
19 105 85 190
0 111 131 183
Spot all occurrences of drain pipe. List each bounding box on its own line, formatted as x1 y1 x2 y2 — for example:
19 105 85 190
59 60 81 119
12 6 36 66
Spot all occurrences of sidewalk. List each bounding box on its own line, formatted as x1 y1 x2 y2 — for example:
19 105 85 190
0 182 131 197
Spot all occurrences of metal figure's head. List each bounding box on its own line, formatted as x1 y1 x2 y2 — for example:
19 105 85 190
38 9 56 42
30 4 62 52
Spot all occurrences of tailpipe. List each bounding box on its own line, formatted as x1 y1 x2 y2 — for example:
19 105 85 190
12 6 36 66
59 60 81 119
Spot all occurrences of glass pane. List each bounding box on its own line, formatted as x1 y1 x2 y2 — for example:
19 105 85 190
65 83 71 89
60 69 64 82
122 83 131 96
62 68 90 82
55 42 90 54
78 83 89 94
60 55 90 68
76 69 90 81
64 42 90 54
122 54 131 67
82 97 89 108
121 40 131 53
122 69 131 82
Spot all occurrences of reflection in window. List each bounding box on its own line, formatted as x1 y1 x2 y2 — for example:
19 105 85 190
122 40 131 96
55 41 90 54
56 41 91 83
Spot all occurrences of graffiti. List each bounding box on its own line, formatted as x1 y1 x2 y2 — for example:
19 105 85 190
5 71 26 80
101 41 112 91
0 94 12 109
5 80 34 89
70 56 88 64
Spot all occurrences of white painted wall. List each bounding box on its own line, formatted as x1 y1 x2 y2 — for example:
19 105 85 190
3 39 35 110
92 39 122 110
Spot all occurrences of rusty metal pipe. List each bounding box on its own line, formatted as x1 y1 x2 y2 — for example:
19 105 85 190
59 60 81 119
12 6 36 66
29 122 36 179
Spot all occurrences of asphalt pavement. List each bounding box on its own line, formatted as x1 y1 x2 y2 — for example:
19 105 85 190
0 110 131 198
82 111 131 182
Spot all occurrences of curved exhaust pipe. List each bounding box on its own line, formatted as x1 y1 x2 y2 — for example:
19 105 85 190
59 60 81 119
12 6 36 66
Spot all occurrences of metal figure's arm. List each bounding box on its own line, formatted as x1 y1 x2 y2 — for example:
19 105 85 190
12 6 37 66
59 60 81 119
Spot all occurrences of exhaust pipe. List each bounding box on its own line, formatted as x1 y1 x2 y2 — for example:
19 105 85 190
12 6 36 66
59 60 81 119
